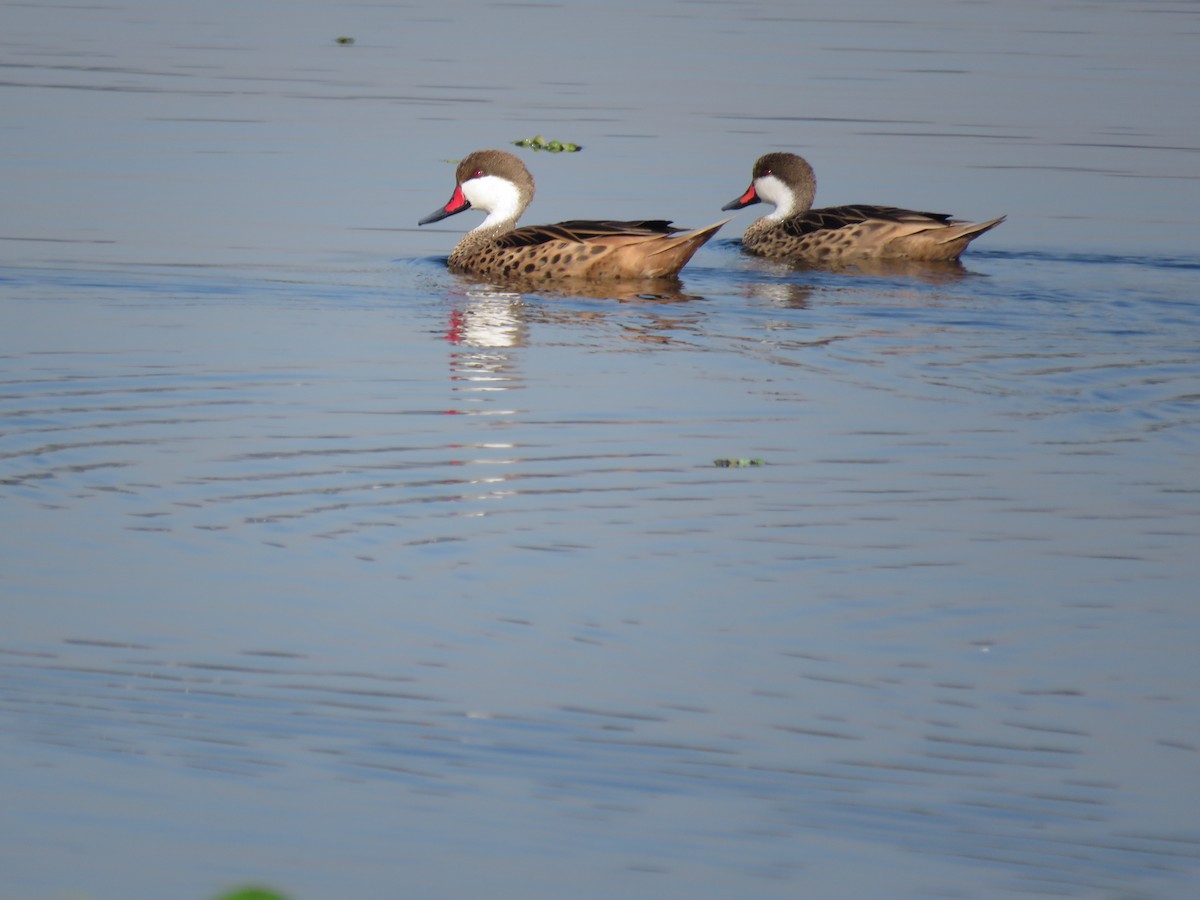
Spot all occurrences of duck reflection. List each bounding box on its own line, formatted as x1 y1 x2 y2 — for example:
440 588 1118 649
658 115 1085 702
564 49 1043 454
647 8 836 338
728 254 975 308
439 273 710 360
733 279 815 309
830 257 972 283
445 289 528 349
444 290 526 418
741 253 971 283
452 273 705 304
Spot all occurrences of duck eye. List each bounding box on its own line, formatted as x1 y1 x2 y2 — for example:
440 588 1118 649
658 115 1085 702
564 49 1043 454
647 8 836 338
471 169 484 179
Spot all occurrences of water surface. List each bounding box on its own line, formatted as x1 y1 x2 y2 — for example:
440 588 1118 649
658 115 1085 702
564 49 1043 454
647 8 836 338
2 2 1199 899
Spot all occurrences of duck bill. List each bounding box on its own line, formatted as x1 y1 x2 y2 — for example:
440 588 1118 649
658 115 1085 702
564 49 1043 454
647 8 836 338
418 184 471 225
721 184 760 211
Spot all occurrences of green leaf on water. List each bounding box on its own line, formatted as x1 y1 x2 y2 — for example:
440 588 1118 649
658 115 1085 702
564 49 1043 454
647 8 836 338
713 458 765 468
512 135 582 152
214 888 290 900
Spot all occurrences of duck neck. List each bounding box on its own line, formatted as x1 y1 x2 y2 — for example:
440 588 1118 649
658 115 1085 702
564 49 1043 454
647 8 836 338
463 175 528 235
757 172 815 222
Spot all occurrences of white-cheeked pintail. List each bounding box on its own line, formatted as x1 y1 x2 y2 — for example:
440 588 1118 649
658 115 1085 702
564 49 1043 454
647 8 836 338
722 152 1004 265
420 149 728 283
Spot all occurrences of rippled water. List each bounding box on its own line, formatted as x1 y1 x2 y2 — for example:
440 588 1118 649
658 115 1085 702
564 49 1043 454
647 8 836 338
3 2 1199 899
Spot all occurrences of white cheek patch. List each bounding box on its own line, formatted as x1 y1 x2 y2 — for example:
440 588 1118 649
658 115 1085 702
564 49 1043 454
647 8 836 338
754 174 794 220
462 175 523 230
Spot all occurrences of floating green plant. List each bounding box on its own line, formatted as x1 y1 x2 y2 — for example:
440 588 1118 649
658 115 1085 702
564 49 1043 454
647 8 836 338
512 135 582 153
334 36 355 45
714 458 765 468
214 888 290 900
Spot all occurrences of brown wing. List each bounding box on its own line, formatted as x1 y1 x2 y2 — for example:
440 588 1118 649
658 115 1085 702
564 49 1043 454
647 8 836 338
496 219 682 248
782 205 955 237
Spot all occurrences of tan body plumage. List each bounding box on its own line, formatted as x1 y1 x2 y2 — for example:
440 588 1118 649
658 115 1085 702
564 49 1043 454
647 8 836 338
421 150 726 283
723 152 1004 266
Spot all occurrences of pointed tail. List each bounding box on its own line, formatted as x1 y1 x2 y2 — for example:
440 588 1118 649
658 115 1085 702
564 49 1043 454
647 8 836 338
934 215 1006 247
644 218 731 277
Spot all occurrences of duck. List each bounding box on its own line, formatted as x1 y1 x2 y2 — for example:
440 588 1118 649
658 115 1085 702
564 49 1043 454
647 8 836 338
722 152 1004 266
419 149 727 283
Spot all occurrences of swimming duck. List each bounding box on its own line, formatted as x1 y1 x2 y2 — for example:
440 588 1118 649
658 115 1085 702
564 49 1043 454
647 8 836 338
722 152 1004 265
420 149 727 282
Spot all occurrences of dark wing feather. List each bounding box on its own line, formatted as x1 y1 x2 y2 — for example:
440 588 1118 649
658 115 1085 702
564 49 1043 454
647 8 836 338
496 219 681 248
781 205 954 237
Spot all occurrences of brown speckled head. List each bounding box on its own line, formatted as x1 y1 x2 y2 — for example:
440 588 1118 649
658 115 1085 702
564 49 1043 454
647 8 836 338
420 149 536 231
723 151 817 216
752 152 816 196
454 149 535 203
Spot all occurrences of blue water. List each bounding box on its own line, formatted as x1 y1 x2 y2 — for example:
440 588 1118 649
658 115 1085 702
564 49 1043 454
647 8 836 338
3 2 1199 899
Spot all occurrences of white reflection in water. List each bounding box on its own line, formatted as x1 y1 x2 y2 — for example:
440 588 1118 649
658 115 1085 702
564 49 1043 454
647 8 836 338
448 291 528 349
